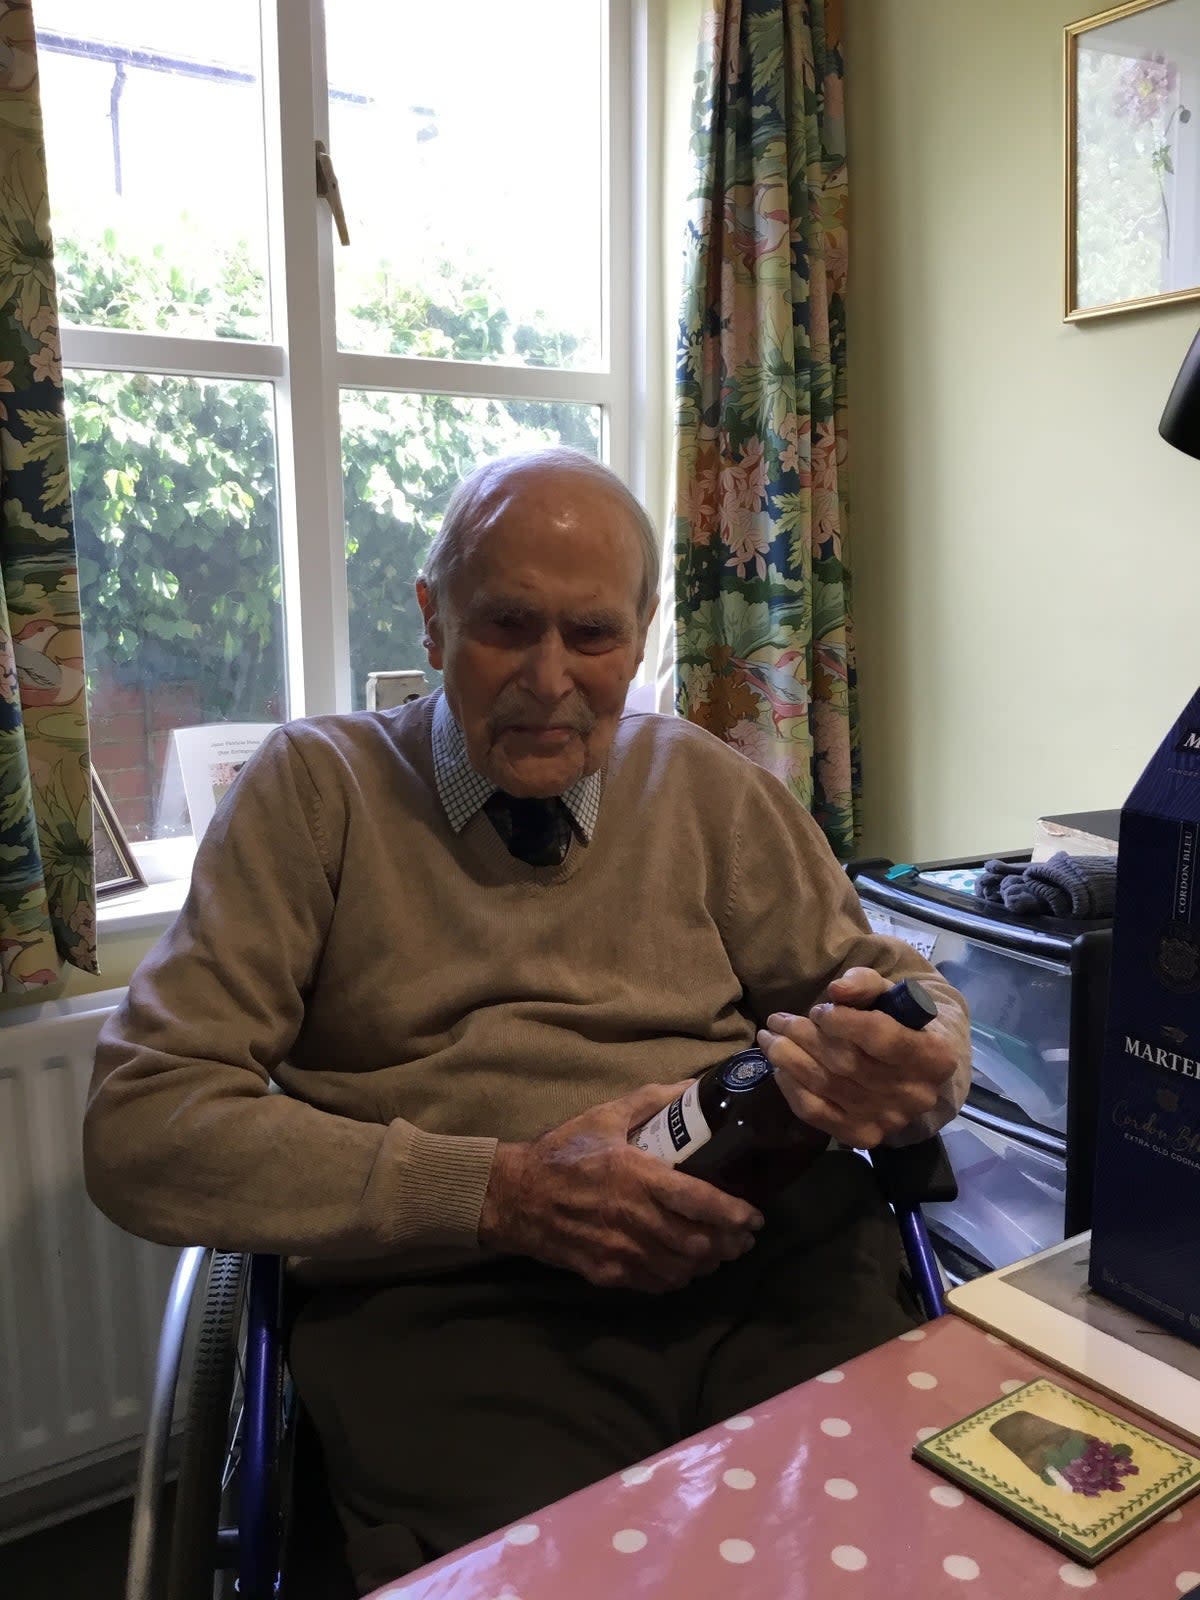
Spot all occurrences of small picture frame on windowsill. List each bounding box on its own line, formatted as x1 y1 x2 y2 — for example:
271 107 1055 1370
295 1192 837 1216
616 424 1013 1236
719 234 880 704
92 772 146 899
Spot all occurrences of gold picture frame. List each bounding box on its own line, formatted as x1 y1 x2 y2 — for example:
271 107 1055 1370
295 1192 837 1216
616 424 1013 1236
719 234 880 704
92 772 146 899
1065 0 1200 321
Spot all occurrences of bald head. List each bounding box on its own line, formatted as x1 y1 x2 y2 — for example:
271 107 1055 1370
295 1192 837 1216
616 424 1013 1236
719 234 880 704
413 450 659 797
420 449 660 622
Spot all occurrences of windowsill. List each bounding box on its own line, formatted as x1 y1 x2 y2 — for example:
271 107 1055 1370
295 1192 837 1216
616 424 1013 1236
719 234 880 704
98 835 197 937
93 673 678 942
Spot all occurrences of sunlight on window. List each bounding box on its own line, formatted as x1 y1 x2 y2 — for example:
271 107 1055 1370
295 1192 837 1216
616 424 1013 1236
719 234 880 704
65 372 286 840
325 1 605 367
37 0 270 339
37 3 624 843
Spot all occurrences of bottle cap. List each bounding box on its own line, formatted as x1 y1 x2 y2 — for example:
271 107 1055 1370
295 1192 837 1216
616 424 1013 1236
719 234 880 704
718 1049 773 1092
871 977 937 1031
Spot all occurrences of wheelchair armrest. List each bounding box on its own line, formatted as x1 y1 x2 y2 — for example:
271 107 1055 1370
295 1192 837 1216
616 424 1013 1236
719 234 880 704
868 1133 958 1206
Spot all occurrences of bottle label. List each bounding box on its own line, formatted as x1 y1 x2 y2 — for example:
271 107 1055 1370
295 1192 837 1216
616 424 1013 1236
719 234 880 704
630 1079 712 1167
719 1049 772 1092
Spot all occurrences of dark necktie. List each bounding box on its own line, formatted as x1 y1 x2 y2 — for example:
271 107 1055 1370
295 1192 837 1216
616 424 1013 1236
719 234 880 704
483 791 571 867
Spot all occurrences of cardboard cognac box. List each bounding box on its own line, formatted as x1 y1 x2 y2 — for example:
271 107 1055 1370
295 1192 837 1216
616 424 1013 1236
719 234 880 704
1088 687 1200 1347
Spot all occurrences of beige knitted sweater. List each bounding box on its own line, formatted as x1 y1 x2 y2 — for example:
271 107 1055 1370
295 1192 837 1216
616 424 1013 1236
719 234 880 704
84 698 970 1281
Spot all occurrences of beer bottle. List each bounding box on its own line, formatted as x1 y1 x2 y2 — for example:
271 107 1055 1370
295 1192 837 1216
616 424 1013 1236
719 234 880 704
629 978 938 1201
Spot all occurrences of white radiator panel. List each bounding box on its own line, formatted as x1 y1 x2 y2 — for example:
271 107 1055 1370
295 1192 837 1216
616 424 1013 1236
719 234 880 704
0 990 179 1521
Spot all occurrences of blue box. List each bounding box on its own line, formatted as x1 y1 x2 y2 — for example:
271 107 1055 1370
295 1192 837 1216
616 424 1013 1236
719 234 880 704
1088 687 1200 1346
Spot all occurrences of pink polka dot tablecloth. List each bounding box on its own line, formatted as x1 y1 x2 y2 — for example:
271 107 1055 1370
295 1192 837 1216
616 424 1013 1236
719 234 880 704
368 1315 1200 1599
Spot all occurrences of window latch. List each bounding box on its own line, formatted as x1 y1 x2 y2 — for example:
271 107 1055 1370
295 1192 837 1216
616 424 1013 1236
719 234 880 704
315 139 350 246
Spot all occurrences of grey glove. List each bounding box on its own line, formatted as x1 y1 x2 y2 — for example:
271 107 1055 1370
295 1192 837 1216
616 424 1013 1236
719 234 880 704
975 852 1116 919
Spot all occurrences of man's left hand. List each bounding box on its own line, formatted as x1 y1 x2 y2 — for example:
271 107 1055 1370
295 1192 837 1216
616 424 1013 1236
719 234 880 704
756 966 959 1147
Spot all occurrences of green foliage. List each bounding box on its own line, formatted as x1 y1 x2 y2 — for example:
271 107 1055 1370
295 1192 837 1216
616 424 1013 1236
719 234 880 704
65 235 600 716
56 228 266 340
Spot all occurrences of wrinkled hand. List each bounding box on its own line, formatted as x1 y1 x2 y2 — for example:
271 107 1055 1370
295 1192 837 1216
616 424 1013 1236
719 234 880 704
478 1082 764 1293
756 967 958 1147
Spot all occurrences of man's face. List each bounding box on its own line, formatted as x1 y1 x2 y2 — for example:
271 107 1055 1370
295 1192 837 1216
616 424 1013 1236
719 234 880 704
416 469 655 797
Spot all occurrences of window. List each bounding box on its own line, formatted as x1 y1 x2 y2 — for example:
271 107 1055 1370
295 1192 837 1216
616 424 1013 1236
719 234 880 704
39 0 644 844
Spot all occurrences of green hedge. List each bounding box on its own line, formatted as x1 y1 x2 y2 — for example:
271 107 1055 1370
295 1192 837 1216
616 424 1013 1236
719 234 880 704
62 234 598 716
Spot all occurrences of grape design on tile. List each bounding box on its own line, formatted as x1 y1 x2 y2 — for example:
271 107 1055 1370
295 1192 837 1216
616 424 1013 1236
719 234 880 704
989 1412 1140 1497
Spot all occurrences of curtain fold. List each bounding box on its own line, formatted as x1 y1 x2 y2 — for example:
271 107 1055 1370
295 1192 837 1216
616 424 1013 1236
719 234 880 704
0 0 96 988
673 0 858 857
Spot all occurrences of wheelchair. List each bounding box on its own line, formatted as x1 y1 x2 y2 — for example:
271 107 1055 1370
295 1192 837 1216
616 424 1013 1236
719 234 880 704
125 1137 957 1600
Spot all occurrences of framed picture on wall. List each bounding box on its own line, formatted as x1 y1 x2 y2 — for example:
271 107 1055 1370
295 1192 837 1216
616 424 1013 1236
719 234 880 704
1065 0 1200 320
92 773 145 899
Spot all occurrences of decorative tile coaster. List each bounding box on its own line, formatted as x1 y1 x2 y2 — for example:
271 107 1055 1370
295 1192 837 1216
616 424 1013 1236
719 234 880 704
913 1377 1200 1565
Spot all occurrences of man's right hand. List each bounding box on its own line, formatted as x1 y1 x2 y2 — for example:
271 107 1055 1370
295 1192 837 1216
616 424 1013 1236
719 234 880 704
477 1082 764 1293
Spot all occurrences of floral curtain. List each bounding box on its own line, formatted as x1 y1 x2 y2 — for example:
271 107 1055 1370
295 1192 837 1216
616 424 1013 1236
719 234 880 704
0 1 95 988
673 0 858 857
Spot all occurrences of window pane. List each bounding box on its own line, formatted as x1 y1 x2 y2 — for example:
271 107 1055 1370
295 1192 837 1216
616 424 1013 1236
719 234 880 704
342 391 601 708
326 1 604 368
66 372 287 841
37 2 269 339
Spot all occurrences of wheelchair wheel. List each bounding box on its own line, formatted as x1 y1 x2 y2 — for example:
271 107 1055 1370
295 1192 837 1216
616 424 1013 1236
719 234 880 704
167 1251 249 1600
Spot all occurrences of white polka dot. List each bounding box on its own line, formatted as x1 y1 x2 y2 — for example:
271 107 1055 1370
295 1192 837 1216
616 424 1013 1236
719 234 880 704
1177 1576 1200 1594
821 1416 852 1437
1058 1565 1098 1589
720 1539 756 1564
915 1427 940 1442
505 1523 540 1546
898 1328 927 1341
723 1415 754 1431
723 1468 756 1490
815 1368 845 1383
832 1545 868 1571
620 1464 653 1486
612 1529 647 1554
943 1555 980 1580
907 1371 939 1390
999 1379 1025 1394
930 1485 965 1507
1165 1510 1184 1523
824 1478 859 1500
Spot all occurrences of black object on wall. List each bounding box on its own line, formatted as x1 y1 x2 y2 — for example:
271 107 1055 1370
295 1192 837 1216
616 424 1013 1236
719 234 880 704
1160 328 1200 461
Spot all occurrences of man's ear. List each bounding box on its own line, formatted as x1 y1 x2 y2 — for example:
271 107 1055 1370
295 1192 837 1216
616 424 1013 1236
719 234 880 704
415 578 444 672
633 592 660 671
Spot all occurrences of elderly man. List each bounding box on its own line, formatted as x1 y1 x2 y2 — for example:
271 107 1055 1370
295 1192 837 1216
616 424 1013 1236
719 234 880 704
85 448 970 1593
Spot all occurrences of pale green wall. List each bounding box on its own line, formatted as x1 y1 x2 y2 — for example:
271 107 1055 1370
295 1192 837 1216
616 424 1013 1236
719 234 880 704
0 921 156 1013
65 925 156 995
846 0 1200 860
667 0 1200 861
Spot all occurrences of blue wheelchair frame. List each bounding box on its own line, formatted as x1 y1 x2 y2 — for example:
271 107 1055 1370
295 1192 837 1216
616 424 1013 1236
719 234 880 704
127 1139 955 1600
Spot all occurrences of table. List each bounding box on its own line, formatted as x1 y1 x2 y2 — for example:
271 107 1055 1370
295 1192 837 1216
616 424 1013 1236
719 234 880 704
368 1314 1200 1599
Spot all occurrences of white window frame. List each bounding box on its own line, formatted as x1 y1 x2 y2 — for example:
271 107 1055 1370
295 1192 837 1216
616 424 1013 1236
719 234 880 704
59 0 651 725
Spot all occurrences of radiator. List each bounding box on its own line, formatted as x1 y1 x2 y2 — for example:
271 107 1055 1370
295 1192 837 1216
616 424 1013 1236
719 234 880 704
0 988 180 1536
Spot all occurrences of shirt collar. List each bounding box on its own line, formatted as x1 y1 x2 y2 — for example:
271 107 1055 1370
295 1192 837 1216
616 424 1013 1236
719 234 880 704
431 691 602 841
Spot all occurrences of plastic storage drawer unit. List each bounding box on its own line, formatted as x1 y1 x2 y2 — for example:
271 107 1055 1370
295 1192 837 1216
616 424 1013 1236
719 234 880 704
922 1117 1068 1281
848 854 1111 1277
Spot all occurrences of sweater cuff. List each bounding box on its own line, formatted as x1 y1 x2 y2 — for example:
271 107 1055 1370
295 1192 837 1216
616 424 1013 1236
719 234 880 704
386 1122 499 1252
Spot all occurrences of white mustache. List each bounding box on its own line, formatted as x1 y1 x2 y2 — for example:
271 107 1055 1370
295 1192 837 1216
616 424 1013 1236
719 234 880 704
489 693 595 737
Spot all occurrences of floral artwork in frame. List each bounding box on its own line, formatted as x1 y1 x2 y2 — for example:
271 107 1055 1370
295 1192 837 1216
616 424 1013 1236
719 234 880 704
1066 0 1200 319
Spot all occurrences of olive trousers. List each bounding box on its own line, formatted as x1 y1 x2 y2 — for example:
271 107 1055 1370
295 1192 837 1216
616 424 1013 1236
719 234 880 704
288 1150 919 1595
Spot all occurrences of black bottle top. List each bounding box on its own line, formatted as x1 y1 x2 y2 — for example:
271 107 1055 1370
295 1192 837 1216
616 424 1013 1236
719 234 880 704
878 976 938 1032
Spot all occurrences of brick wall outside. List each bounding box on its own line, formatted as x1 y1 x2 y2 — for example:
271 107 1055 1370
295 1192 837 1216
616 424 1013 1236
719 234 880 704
88 669 204 841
